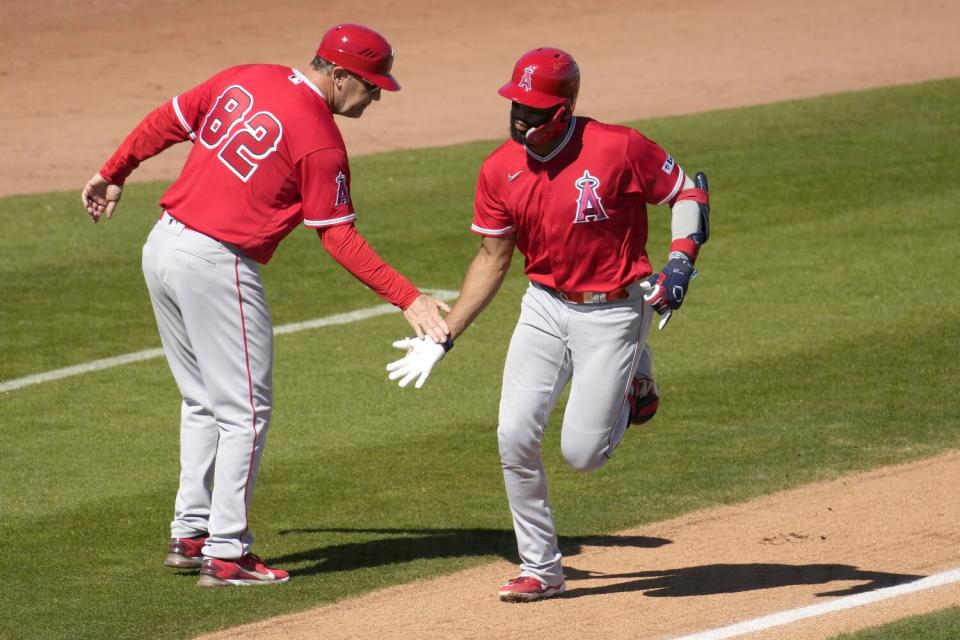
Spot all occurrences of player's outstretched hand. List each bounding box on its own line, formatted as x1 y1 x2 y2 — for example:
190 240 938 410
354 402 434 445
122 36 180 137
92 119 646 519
402 294 452 344
386 337 451 389
81 173 123 223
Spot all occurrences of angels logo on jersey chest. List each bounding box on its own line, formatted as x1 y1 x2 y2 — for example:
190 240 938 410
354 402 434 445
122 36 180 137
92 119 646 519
573 170 609 223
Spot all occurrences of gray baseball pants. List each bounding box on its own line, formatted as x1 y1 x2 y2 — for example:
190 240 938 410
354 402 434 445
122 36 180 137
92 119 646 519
142 212 273 560
498 281 654 585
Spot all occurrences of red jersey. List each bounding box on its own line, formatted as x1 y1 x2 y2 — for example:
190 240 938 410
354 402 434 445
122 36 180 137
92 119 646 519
104 65 355 264
99 64 420 308
472 117 685 293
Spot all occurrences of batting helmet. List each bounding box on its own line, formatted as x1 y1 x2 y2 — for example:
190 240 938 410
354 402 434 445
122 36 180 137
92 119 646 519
499 48 579 145
317 24 400 91
498 47 579 109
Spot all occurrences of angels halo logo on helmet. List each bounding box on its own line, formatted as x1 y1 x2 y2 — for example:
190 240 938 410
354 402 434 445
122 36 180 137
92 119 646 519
317 23 401 92
499 47 580 146
518 65 536 92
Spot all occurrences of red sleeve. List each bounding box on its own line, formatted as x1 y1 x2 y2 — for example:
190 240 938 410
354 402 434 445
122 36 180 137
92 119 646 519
471 162 516 237
99 101 192 184
299 149 357 228
99 69 235 184
319 223 420 309
626 130 685 206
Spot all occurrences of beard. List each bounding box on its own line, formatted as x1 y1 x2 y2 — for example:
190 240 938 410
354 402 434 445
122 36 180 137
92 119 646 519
509 102 556 145
510 118 529 145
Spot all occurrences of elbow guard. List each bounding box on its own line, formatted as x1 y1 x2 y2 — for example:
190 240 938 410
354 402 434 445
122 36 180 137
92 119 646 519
670 172 710 260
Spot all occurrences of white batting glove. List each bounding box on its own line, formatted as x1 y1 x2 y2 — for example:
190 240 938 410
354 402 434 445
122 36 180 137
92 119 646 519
386 337 453 389
638 281 673 331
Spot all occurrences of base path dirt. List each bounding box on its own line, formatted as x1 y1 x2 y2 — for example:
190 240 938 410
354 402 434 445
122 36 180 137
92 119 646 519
2 0 959 198
8 0 959 638
201 452 960 640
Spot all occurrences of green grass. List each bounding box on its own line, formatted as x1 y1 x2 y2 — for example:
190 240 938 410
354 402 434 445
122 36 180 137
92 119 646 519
831 606 960 639
2 79 959 639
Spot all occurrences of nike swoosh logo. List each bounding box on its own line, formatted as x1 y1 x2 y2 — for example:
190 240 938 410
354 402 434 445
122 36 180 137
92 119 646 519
507 171 523 182
243 568 276 580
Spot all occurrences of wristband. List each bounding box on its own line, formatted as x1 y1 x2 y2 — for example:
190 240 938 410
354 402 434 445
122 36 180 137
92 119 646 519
669 237 699 262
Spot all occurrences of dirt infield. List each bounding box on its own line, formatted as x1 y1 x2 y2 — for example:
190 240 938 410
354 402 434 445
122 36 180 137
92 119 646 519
199 452 960 640
7 0 959 638
3 0 959 198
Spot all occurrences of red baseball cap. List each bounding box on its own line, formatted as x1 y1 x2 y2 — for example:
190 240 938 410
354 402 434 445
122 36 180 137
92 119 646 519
317 23 400 91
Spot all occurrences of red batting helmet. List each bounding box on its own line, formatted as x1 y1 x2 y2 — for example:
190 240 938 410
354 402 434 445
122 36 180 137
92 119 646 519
498 47 580 110
317 24 400 91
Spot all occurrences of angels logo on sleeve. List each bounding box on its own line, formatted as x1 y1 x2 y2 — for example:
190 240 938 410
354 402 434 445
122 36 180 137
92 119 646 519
334 171 351 206
573 170 609 223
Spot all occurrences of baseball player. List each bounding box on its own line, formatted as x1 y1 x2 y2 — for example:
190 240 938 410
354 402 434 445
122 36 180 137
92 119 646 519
387 47 710 601
81 24 451 587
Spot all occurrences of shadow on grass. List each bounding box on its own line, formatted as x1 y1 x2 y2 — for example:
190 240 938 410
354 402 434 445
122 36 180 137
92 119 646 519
274 527 671 577
562 563 924 599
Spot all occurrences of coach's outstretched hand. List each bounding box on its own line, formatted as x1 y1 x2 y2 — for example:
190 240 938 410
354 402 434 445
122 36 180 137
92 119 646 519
387 336 453 389
403 294 452 344
81 173 123 223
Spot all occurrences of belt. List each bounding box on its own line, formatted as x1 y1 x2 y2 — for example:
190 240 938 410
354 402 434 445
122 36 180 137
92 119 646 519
551 284 632 305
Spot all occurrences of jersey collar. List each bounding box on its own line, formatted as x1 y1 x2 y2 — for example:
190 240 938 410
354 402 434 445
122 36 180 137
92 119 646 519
524 117 577 163
292 68 327 100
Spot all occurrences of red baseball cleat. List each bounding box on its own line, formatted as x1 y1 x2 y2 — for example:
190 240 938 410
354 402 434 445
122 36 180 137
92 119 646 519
628 376 659 425
197 554 290 587
497 575 566 602
164 533 208 569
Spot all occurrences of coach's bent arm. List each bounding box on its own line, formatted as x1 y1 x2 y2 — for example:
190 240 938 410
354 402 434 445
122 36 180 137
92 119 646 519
445 234 516 341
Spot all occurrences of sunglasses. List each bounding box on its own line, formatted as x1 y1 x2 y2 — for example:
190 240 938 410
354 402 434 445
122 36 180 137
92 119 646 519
348 72 379 93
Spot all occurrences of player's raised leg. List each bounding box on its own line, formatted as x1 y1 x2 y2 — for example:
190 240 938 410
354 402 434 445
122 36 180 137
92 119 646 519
560 296 652 471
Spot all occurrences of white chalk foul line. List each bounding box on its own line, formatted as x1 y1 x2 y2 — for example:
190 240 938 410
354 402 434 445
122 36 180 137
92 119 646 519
669 566 960 640
0 289 459 394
